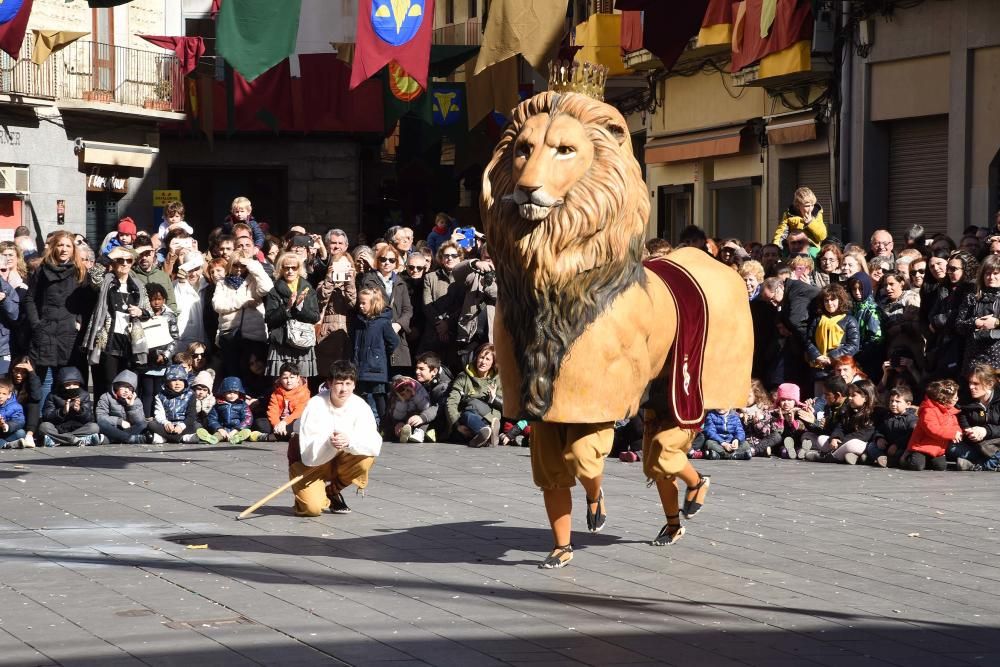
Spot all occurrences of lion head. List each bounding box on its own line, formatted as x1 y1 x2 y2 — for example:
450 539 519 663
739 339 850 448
481 91 650 418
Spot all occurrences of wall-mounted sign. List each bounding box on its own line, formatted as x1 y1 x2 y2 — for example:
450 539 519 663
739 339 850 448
86 168 128 194
153 189 181 207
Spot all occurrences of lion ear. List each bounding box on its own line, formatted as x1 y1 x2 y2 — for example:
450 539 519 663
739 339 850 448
604 120 628 146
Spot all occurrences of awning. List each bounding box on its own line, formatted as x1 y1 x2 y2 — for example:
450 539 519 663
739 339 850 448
765 111 817 145
75 139 158 169
645 126 745 164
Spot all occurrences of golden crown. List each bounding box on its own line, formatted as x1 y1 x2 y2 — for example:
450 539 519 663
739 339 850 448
547 60 609 101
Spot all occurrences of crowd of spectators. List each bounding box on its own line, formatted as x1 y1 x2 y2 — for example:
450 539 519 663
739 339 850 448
3 187 998 475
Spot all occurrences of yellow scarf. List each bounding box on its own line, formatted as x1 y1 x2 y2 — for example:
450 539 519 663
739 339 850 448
287 278 299 295
815 314 845 356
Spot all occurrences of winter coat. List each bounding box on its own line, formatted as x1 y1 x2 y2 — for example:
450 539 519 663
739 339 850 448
351 308 399 383
928 282 974 376
95 371 147 431
213 260 274 344
958 390 1000 441
173 277 209 350
806 313 861 366
208 376 252 431
419 267 464 352
25 262 88 367
361 271 413 367
264 278 321 349
221 214 265 248
452 259 497 347
773 202 827 249
741 405 778 446
154 365 194 426
444 365 502 430
0 276 20 359
388 380 433 424
41 367 94 431
874 407 918 450
830 405 876 443
420 365 453 429
702 409 746 442
131 264 176 312
266 382 312 426
0 394 26 434
81 266 153 365
314 258 356 371
907 398 960 458
956 287 1000 373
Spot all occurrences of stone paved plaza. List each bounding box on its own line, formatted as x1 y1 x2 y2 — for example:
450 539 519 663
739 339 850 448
0 441 998 666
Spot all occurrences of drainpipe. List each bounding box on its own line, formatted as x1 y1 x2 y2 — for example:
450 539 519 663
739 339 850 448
837 0 852 242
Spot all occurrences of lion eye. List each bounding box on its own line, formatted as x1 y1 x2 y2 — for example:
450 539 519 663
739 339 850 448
515 141 532 159
555 145 575 159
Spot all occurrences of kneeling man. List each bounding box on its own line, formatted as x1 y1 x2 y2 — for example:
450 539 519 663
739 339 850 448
288 361 382 516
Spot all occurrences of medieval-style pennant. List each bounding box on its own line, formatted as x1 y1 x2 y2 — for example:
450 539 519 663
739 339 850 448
0 0 33 60
140 35 206 75
350 0 435 90
30 29 87 65
382 61 431 134
431 84 464 127
216 0 302 82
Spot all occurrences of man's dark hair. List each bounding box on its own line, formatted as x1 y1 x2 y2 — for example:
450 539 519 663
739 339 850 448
824 375 849 397
888 385 914 403
415 351 441 371
145 283 167 300
328 360 358 383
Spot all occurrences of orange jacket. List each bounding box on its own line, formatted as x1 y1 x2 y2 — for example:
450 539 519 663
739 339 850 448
907 398 960 458
267 383 312 426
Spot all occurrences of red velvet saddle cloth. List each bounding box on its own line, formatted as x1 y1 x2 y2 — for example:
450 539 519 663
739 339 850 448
643 257 709 429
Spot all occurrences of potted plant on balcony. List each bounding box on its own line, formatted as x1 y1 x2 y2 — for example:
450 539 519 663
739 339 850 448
143 79 173 111
83 89 113 103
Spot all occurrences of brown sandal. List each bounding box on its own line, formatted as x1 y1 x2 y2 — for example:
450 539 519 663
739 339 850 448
682 474 710 519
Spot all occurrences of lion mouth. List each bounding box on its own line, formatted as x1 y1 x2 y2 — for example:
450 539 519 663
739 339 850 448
518 203 555 221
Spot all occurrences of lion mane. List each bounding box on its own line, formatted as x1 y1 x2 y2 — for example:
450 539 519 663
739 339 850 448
481 91 650 418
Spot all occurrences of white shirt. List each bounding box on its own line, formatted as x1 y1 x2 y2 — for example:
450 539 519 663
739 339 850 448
298 393 382 466
174 277 206 345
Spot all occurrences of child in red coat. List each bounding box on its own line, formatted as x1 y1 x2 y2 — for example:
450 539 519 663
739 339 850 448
901 379 962 471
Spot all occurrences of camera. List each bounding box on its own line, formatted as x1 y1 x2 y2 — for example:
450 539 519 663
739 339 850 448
455 227 477 250
64 386 80 399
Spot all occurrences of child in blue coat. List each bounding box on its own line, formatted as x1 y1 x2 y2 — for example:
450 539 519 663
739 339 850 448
702 408 751 460
204 376 254 444
0 376 27 448
351 287 399 425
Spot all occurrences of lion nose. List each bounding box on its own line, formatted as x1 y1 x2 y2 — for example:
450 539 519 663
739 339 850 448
517 184 541 194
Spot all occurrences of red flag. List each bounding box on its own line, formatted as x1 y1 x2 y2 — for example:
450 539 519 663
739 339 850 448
140 35 205 75
0 0 33 60
350 0 434 90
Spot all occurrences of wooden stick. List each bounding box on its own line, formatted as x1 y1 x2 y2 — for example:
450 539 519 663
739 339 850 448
236 466 326 520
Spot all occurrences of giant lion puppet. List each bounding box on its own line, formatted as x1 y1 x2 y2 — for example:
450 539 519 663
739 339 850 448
481 90 753 569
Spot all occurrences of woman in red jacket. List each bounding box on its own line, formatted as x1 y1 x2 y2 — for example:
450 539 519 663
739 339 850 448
901 379 962 471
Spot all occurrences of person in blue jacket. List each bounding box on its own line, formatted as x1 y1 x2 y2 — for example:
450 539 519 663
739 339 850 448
351 286 399 425
0 376 26 448
204 376 254 444
701 408 751 460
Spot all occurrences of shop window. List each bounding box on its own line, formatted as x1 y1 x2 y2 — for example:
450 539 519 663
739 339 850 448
657 184 692 245
710 177 761 242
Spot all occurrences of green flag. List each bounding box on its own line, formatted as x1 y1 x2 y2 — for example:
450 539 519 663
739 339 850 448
217 0 301 82
382 62 432 134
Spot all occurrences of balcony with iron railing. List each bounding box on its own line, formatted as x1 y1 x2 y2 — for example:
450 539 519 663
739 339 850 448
0 34 186 119
432 18 481 46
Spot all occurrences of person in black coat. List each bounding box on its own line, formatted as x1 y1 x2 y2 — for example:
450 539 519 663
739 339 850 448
38 366 101 447
25 231 90 399
927 251 978 379
750 277 786 390
361 245 414 376
264 252 321 378
950 364 1000 470
867 385 917 467
351 286 399 425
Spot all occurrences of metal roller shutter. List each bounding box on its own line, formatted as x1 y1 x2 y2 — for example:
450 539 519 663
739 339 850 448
887 116 948 242
796 155 833 225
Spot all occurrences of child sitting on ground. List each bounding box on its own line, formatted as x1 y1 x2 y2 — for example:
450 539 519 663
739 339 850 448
0 376 27 448
150 364 197 444
868 385 917 468
190 371 216 432
413 351 452 442
800 376 849 460
701 407 750 460
204 376 255 444
387 376 432 443
266 363 311 441
39 367 103 447
806 379 877 464
774 382 813 459
96 370 148 444
741 379 781 457
901 379 962 472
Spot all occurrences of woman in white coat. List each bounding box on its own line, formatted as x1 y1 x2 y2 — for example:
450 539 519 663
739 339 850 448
212 254 273 377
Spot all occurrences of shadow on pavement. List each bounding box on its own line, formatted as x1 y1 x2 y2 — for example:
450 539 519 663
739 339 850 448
4 453 207 468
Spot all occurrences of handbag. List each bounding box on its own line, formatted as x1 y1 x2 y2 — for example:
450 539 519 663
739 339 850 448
286 318 316 350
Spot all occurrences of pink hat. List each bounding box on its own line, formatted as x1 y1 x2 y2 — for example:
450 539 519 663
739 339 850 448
776 383 802 405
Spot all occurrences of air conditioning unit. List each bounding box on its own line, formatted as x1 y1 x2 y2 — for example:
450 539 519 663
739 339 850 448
0 166 29 194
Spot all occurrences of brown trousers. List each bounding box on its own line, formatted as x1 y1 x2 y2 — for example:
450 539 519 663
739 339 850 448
289 454 375 517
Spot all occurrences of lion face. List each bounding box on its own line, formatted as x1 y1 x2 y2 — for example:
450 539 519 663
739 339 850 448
509 114 595 221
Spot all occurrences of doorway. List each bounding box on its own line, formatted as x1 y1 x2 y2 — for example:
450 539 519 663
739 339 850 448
656 184 693 245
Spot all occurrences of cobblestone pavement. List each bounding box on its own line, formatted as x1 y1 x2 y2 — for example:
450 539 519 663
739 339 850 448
0 441 998 666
